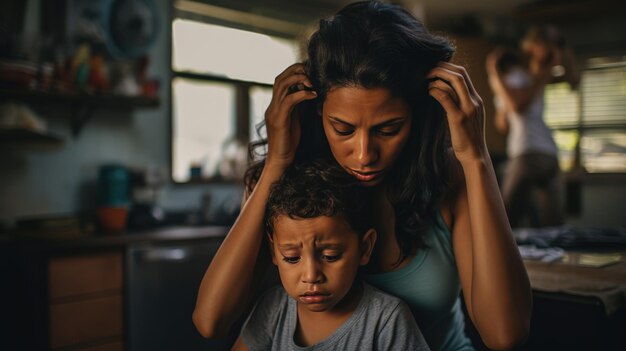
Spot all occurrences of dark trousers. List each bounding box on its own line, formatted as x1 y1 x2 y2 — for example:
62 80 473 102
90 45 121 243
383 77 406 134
501 153 564 228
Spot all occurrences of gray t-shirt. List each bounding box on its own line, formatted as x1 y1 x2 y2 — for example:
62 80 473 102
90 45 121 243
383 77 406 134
241 282 430 351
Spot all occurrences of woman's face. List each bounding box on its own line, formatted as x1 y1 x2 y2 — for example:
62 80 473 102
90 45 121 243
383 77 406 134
523 40 553 65
322 86 412 187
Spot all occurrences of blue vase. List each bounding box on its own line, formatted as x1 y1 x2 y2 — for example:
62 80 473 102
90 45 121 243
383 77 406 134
99 165 130 207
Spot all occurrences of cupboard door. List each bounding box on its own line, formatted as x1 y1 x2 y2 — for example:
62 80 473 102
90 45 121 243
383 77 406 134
49 295 123 349
79 340 124 351
49 251 123 300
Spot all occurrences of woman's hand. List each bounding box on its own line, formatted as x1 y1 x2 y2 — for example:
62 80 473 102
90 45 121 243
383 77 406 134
427 62 488 164
264 63 317 169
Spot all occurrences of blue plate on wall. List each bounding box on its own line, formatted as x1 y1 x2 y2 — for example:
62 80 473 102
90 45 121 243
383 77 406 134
101 0 160 58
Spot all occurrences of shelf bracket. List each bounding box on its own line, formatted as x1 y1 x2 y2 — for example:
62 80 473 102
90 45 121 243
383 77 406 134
70 103 96 137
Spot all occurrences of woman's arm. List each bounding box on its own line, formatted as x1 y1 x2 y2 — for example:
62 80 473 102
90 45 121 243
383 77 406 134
494 104 509 135
193 166 282 338
192 63 317 338
486 50 548 114
231 336 250 351
485 51 510 135
428 62 532 350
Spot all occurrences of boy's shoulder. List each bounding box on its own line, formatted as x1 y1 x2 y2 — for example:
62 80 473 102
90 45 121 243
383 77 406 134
351 283 429 350
362 282 408 310
241 285 292 348
244 284 291 329
359 282 416 326
256 284 290 309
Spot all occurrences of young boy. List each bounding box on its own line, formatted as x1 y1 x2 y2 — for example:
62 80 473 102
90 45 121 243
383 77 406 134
231 161 429 351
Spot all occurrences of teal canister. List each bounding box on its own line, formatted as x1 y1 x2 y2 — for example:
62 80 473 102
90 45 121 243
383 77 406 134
98 165 130 206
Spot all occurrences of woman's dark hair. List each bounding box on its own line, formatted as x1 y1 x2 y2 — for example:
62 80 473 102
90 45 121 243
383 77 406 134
496 48 523 73
246 0 455 264
523 24 567 49
265 160 374 237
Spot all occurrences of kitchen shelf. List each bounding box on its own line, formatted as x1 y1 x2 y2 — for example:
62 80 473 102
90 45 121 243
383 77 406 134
0 88 160 136
0 88 159 108
0 128 64 148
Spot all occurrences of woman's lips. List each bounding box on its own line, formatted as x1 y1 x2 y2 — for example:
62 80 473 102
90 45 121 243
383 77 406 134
299 292 330 304
350 169 383 182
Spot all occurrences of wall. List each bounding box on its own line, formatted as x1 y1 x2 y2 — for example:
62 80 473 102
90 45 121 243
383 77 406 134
451 35 506 156
0 1 241 228
565 181 626 227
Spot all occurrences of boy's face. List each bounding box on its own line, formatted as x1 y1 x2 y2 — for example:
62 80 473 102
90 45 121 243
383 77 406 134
269 215 376 313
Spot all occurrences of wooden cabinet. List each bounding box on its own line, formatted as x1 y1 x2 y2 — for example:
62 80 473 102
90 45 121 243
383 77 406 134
48 251 124 350
1 226 230 350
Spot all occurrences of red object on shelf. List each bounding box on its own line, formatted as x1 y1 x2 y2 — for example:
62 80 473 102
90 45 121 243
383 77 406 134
97 206 129 233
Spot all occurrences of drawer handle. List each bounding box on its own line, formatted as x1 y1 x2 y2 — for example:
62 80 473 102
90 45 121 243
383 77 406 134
135 248 188 262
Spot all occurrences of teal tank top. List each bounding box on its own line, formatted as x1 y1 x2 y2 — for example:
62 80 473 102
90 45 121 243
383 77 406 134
364 212 474 351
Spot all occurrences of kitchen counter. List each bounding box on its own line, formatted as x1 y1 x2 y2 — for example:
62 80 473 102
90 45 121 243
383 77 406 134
524 250 626 315
1 225 230 253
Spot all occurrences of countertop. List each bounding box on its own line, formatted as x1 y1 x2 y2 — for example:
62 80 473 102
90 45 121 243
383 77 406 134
524 250 626 315
0 225 230 253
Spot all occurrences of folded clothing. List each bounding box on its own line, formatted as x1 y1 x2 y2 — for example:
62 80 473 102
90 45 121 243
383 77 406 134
514 226 626 248
518 245 565 262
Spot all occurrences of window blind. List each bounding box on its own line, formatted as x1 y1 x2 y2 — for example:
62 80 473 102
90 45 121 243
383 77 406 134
581 64 626 126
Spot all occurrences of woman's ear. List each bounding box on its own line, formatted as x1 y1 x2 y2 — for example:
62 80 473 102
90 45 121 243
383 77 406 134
359 229 377 265
267 234 278 266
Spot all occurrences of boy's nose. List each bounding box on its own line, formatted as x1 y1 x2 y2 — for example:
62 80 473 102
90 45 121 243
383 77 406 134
301 258 324 284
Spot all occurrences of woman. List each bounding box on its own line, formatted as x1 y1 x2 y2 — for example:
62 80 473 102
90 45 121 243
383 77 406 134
487 25 579 228
194 2 531 350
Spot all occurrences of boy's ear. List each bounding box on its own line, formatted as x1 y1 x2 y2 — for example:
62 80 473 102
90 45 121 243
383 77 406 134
267 233 278 266
359 229 377 266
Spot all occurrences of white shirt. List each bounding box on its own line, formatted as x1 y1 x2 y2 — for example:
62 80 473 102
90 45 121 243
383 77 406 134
500 67 558 158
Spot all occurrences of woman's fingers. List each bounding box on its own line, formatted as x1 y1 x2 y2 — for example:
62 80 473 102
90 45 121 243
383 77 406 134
439 61 479 97
263 63 318 168
271 63 309 101
429 79 460 105
276 73 314 103
267 73 316 128
274 62 305 85
266 63 315 121
427 67 474 116
429 86 462 120
427 62 487 163
277 89 318 118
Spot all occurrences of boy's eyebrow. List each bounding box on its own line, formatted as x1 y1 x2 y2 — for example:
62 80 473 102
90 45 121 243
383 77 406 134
316 242 344 249
277 241 344 249
277 243 302 249
328 115 407 128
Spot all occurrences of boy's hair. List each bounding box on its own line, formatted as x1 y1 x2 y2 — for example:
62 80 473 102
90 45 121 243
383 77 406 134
265 160 373 237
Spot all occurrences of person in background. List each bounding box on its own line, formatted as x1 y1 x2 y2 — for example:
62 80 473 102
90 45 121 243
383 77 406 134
195 2 532 350
486 25 580 228
231 161 429 350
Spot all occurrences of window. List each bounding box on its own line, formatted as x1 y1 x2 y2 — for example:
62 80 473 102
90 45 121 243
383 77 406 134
544 57 626 173
171 18 299 183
